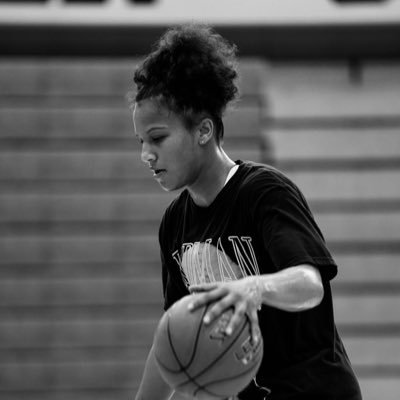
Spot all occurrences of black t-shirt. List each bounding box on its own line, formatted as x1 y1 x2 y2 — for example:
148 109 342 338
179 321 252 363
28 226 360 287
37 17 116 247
158 160 362 399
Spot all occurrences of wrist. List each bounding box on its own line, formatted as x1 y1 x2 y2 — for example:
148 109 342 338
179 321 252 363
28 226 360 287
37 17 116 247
248 276 263 310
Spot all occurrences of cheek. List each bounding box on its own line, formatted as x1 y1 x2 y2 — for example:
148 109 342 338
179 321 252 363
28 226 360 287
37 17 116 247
180 144 199 170
169 135 197 161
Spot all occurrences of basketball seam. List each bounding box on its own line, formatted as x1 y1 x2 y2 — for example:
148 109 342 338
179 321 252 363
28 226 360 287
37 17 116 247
194 345 263 397
176 313 251 398
184 313 248 381
161 302 210 377
194 361 262 398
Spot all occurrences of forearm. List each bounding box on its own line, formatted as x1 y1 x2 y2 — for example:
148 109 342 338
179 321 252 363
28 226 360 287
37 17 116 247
135 344 173 400
250 264 324 312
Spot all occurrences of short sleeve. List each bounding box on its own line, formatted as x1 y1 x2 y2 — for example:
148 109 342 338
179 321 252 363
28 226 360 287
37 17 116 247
256 186 337 281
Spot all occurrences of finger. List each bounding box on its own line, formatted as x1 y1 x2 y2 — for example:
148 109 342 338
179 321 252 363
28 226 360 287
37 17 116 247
249 308 261 345
201 288 232 324
224 302 247 336
187 286 225 312
187 293 208 312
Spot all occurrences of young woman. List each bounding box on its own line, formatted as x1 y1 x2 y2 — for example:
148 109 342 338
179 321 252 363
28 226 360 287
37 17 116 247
132 23 362 400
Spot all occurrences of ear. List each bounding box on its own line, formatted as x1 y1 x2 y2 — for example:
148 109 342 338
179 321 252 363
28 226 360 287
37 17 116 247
198 118 214 145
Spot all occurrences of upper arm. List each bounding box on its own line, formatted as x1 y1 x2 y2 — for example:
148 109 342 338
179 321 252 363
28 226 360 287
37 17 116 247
254 185 338 281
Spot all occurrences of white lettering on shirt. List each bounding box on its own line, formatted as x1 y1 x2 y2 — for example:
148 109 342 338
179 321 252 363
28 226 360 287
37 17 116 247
172 236 259 288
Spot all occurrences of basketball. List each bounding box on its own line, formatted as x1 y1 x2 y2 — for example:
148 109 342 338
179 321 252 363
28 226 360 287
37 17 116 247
153 294 263 399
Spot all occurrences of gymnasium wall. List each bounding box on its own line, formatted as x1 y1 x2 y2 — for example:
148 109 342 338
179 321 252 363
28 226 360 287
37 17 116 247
1 1 400 399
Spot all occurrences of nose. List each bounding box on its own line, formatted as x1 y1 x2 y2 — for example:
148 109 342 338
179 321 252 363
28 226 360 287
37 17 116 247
141 142 156 165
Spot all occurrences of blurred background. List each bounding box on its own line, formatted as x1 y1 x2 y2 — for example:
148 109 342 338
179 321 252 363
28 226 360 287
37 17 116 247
0 0 399 399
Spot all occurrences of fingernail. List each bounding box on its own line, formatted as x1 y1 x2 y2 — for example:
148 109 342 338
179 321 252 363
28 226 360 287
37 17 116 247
226 327 232 335
203 315 210 324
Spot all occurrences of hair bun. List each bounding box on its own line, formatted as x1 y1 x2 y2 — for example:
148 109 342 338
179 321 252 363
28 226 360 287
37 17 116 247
134 23 239 120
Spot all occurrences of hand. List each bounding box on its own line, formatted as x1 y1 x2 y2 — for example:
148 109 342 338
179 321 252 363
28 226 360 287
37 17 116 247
188 276 262 344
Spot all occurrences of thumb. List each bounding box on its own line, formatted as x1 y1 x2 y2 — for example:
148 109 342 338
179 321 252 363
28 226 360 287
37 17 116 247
189 283 218 293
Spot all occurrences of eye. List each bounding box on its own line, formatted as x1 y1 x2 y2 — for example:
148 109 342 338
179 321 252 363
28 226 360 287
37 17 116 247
151 136 165 144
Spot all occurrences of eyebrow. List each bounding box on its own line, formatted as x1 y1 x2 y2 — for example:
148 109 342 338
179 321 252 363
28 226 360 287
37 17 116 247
146 126 168 134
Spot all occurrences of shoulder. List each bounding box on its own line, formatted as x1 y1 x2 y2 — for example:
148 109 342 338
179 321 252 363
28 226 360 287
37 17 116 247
234 161 313 219
237 160 301 199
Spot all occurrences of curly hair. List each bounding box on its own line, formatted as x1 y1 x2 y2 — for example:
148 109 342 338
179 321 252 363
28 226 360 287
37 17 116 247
133 23 239 141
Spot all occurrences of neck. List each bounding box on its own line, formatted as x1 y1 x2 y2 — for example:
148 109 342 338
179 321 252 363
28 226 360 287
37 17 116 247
187 147 235 207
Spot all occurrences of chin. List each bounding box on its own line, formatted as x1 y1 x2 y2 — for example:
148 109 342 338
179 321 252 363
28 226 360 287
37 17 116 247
157 181 175 192
158 180 185 193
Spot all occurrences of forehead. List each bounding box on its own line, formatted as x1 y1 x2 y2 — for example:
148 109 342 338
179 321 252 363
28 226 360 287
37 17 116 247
133 98 181 130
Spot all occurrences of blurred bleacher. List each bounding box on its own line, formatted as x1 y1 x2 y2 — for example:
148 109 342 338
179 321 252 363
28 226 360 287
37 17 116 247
262 61 400 400
0 57 267 400
2 54 400 400
1 1 400 400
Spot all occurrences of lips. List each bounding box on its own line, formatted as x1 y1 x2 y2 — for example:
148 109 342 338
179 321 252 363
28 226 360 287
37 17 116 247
152 169 166 177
